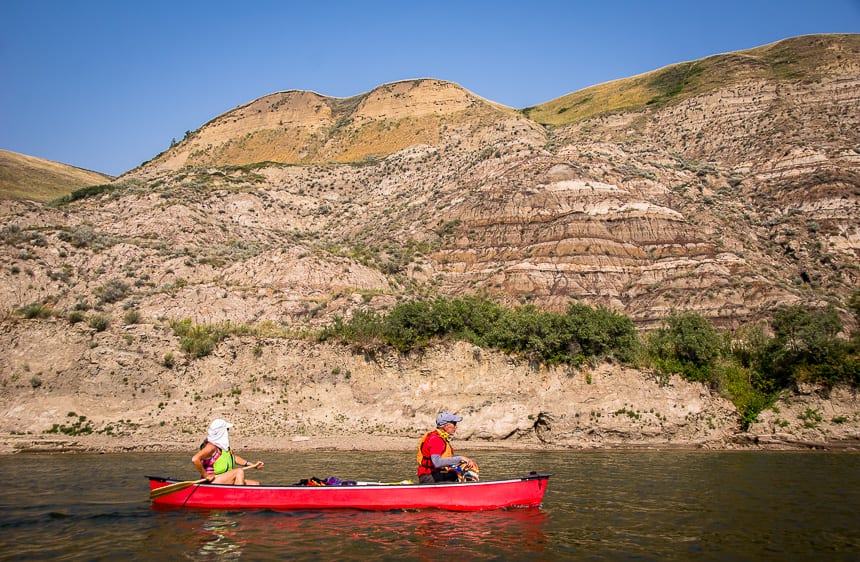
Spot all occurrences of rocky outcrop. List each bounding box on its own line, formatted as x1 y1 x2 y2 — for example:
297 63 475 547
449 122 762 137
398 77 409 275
2 319 856 453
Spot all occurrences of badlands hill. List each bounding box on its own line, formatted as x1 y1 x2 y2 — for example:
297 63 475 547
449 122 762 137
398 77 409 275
0 150 113 202
0 34 858 454
124 34 860 329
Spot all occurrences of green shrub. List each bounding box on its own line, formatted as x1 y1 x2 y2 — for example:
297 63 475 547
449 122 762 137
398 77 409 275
319 296 636 366
565 303 638 363
49 183 120 206
181 334 214 358
88 314 110 332
799 407 823 429
95 279 130 304
773 304 841 357
45 414 93 435
318 309 386 348
645 311 721 384
485 304 573 364
163 352 175 368
19 304 52 319
67 311 85 324
756 304 855 387
57 226 114 250
171 319 225 358
123 309 142 324
715 360 775 430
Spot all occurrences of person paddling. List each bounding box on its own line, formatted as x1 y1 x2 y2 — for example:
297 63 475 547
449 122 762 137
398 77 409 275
417 412 477 484
192 418 264 485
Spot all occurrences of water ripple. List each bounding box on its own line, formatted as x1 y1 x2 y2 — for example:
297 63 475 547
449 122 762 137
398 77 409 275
1 450 859 560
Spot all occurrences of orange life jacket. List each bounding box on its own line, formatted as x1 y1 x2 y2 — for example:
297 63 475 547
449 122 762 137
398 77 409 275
417 429 453 476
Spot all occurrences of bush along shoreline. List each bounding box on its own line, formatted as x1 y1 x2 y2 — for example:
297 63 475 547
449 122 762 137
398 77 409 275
9 293 858 437
317 294 860 430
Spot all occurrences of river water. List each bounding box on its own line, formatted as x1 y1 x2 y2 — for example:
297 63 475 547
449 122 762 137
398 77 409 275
1 450 858 560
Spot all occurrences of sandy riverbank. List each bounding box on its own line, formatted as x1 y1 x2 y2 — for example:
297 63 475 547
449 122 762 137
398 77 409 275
4 432 860 456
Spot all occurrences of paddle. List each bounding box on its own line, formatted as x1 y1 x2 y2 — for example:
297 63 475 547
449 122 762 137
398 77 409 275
149 462 262 500
149 477 208 499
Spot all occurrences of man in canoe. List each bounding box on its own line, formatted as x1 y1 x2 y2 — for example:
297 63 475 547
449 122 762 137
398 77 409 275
417 412 478 484
192 418 264 485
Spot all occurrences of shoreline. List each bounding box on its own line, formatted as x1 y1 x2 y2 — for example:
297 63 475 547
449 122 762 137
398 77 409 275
4 433 860 455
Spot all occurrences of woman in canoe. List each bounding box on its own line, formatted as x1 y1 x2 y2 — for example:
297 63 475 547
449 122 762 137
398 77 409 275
192 418 264 485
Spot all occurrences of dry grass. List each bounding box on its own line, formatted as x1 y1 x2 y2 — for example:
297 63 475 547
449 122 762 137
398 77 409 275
525 34 860 126
150 79 524 170
0 150 113 202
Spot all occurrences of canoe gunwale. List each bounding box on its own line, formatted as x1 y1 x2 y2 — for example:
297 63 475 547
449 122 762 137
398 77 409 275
146 473 551 490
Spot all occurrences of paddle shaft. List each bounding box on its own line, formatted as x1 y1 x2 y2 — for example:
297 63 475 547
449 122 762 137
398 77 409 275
149 478 207 499
149 462 262 499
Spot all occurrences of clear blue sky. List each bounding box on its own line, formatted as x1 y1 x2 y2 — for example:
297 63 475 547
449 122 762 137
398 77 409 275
2 1 858 177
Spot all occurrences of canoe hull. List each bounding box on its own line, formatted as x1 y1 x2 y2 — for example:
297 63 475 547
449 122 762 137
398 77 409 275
148 473 550 511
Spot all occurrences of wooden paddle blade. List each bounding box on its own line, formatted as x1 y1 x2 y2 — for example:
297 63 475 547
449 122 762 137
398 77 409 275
149 478 207 500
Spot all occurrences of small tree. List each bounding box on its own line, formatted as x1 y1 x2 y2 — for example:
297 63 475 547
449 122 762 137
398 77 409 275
647 311 721 383
769 304 852 385
566 303 637 363
772 305 840 355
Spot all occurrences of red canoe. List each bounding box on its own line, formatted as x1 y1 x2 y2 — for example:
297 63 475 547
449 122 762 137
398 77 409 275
147 473 550 511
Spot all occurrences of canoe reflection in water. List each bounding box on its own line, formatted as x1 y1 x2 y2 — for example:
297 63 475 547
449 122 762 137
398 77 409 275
150 506 550 559
196 511 245 559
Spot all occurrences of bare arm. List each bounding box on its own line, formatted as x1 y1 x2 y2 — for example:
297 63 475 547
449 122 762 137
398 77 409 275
233 453 264 469
192 442 217 480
